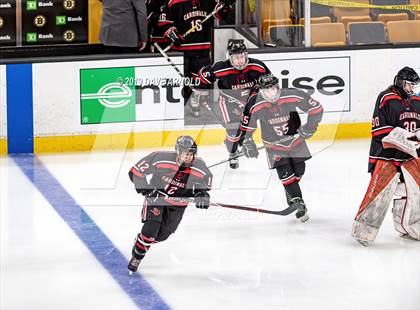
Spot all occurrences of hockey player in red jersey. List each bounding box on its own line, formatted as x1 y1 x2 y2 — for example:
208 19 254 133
234 73 324 221
194 39 271 168
352 67 420 246
127 136 213 274
158 0 234 111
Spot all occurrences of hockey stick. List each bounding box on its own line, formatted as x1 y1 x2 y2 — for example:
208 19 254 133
162 4 227 53
149 192 298 216
210 201 300 216
207 134 300 168
154 42 185 79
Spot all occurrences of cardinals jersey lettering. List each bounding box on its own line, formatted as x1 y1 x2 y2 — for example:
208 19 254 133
238 88 323 150
368 88 420 172
129 151 213 207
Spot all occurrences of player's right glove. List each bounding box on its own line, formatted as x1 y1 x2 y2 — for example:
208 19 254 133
194 190 210 209
164 27 184 46
297 125 316 139
242 136 259 158
141 188 167 198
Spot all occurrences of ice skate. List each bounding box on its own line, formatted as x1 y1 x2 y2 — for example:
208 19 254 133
289 197 309 222
399 233 417 241
128 256 142 275
190 98 201 118
295 205 309 222
356 238 369 247
191 106 200 117
228 151 239 169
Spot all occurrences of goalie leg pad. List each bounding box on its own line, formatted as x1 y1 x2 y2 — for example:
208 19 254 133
352 160 400 243
393 158 420 240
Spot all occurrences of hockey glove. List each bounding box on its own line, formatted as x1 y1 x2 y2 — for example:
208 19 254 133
242 137 259 158
194 191 210 209
141 188 167 198
164 27 184 46
297 125 316 139
218 0 236 8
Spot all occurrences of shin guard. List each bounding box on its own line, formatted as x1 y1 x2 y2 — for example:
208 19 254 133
393 158 420 240
352 160 400 243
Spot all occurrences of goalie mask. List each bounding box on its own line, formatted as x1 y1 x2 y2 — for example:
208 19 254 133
393 67 420 98
175 135 198 167
258 73 281 102
226 39 249 71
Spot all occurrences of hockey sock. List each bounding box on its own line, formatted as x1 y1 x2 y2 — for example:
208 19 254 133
132 233 156 259
284 182 303 204
132 221 161 259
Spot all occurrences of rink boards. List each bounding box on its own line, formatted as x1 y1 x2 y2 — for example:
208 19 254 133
0 47 419 154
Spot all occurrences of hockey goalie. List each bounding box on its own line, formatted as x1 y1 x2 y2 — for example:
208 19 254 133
352 67 420 246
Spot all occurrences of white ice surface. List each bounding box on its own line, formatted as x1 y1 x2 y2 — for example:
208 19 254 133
1 139 419 310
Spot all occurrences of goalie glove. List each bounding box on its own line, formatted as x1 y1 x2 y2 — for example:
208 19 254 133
382 127 419 158
242 136 259 158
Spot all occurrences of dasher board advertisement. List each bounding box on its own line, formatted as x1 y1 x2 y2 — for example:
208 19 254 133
0 1 17 46
80 65 185 125
22 0 88 45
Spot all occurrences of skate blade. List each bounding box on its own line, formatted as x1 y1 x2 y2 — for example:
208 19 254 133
299 213 309 222
128 270 134 276
399 233 416 241
356 238 368 247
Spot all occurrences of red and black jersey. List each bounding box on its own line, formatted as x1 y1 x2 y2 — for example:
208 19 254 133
158 0 226 55
237 88 323 167
198 58 269 106
368 87 420 172
129 151 213 207
147 0 170 44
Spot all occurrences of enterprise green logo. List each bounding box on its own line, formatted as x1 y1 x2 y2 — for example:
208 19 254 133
81 82 133 108
80 67 136 124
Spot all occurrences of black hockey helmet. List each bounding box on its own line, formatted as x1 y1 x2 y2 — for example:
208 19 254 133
258 74 281 102
227 39 247 55
175 135 197 167
226 39 248 70
394 67 420 97
258 73 279 89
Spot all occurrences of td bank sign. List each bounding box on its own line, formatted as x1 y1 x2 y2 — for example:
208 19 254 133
80 67 136 124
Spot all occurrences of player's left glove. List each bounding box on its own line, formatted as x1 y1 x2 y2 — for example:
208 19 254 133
297 125 316 139
164 27 184 46
218 0 236 8
242 137 259 158
194 190 210 209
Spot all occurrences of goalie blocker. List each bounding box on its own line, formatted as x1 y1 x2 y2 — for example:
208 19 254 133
352 158 420 245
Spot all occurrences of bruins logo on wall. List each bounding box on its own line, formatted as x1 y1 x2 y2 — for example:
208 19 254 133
34 15 47 28
63 29 76 42
63 0 76 10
